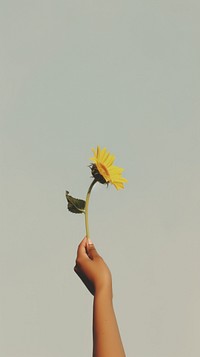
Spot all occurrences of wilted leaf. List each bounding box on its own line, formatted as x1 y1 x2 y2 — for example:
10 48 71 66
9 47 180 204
65 191 85 214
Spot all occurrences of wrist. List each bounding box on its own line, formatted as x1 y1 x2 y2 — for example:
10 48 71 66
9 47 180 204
94 284 113 300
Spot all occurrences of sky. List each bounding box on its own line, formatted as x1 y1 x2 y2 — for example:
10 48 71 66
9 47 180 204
0 1 200 356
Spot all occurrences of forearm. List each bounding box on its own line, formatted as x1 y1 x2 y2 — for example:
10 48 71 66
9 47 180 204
93 288 126 357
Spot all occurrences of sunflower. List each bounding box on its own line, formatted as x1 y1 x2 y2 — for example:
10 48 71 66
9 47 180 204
90 146 128 190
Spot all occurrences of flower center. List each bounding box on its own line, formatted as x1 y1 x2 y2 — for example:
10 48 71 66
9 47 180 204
90 164 107 184
99 163 109 176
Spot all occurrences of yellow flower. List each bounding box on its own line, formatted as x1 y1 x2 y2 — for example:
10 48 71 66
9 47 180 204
90 146 128 190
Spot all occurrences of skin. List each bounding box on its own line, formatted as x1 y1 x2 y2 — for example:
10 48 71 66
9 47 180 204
74 237 126 357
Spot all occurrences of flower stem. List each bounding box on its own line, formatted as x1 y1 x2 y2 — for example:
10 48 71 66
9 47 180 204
85 179 97 240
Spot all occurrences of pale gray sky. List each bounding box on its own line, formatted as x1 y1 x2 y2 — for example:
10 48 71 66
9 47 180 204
1 1 200 356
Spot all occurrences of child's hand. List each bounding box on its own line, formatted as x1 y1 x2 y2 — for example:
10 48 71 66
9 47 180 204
74 237 112 296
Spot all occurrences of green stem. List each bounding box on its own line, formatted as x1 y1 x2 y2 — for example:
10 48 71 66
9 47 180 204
85 179 97 240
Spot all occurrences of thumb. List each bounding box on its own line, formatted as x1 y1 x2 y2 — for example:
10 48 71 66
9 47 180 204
87 239 99 260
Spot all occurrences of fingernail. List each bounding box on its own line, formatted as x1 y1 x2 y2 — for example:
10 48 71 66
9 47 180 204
87 238 93 245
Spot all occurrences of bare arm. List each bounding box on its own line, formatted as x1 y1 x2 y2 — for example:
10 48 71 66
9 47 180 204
74 237 126 357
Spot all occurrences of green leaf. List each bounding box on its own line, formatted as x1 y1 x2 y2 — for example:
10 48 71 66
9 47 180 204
65 191 85 214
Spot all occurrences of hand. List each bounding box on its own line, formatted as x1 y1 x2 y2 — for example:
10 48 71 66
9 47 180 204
74 237 112 296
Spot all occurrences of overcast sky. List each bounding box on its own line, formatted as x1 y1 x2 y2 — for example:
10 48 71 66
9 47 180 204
1 1 200 356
